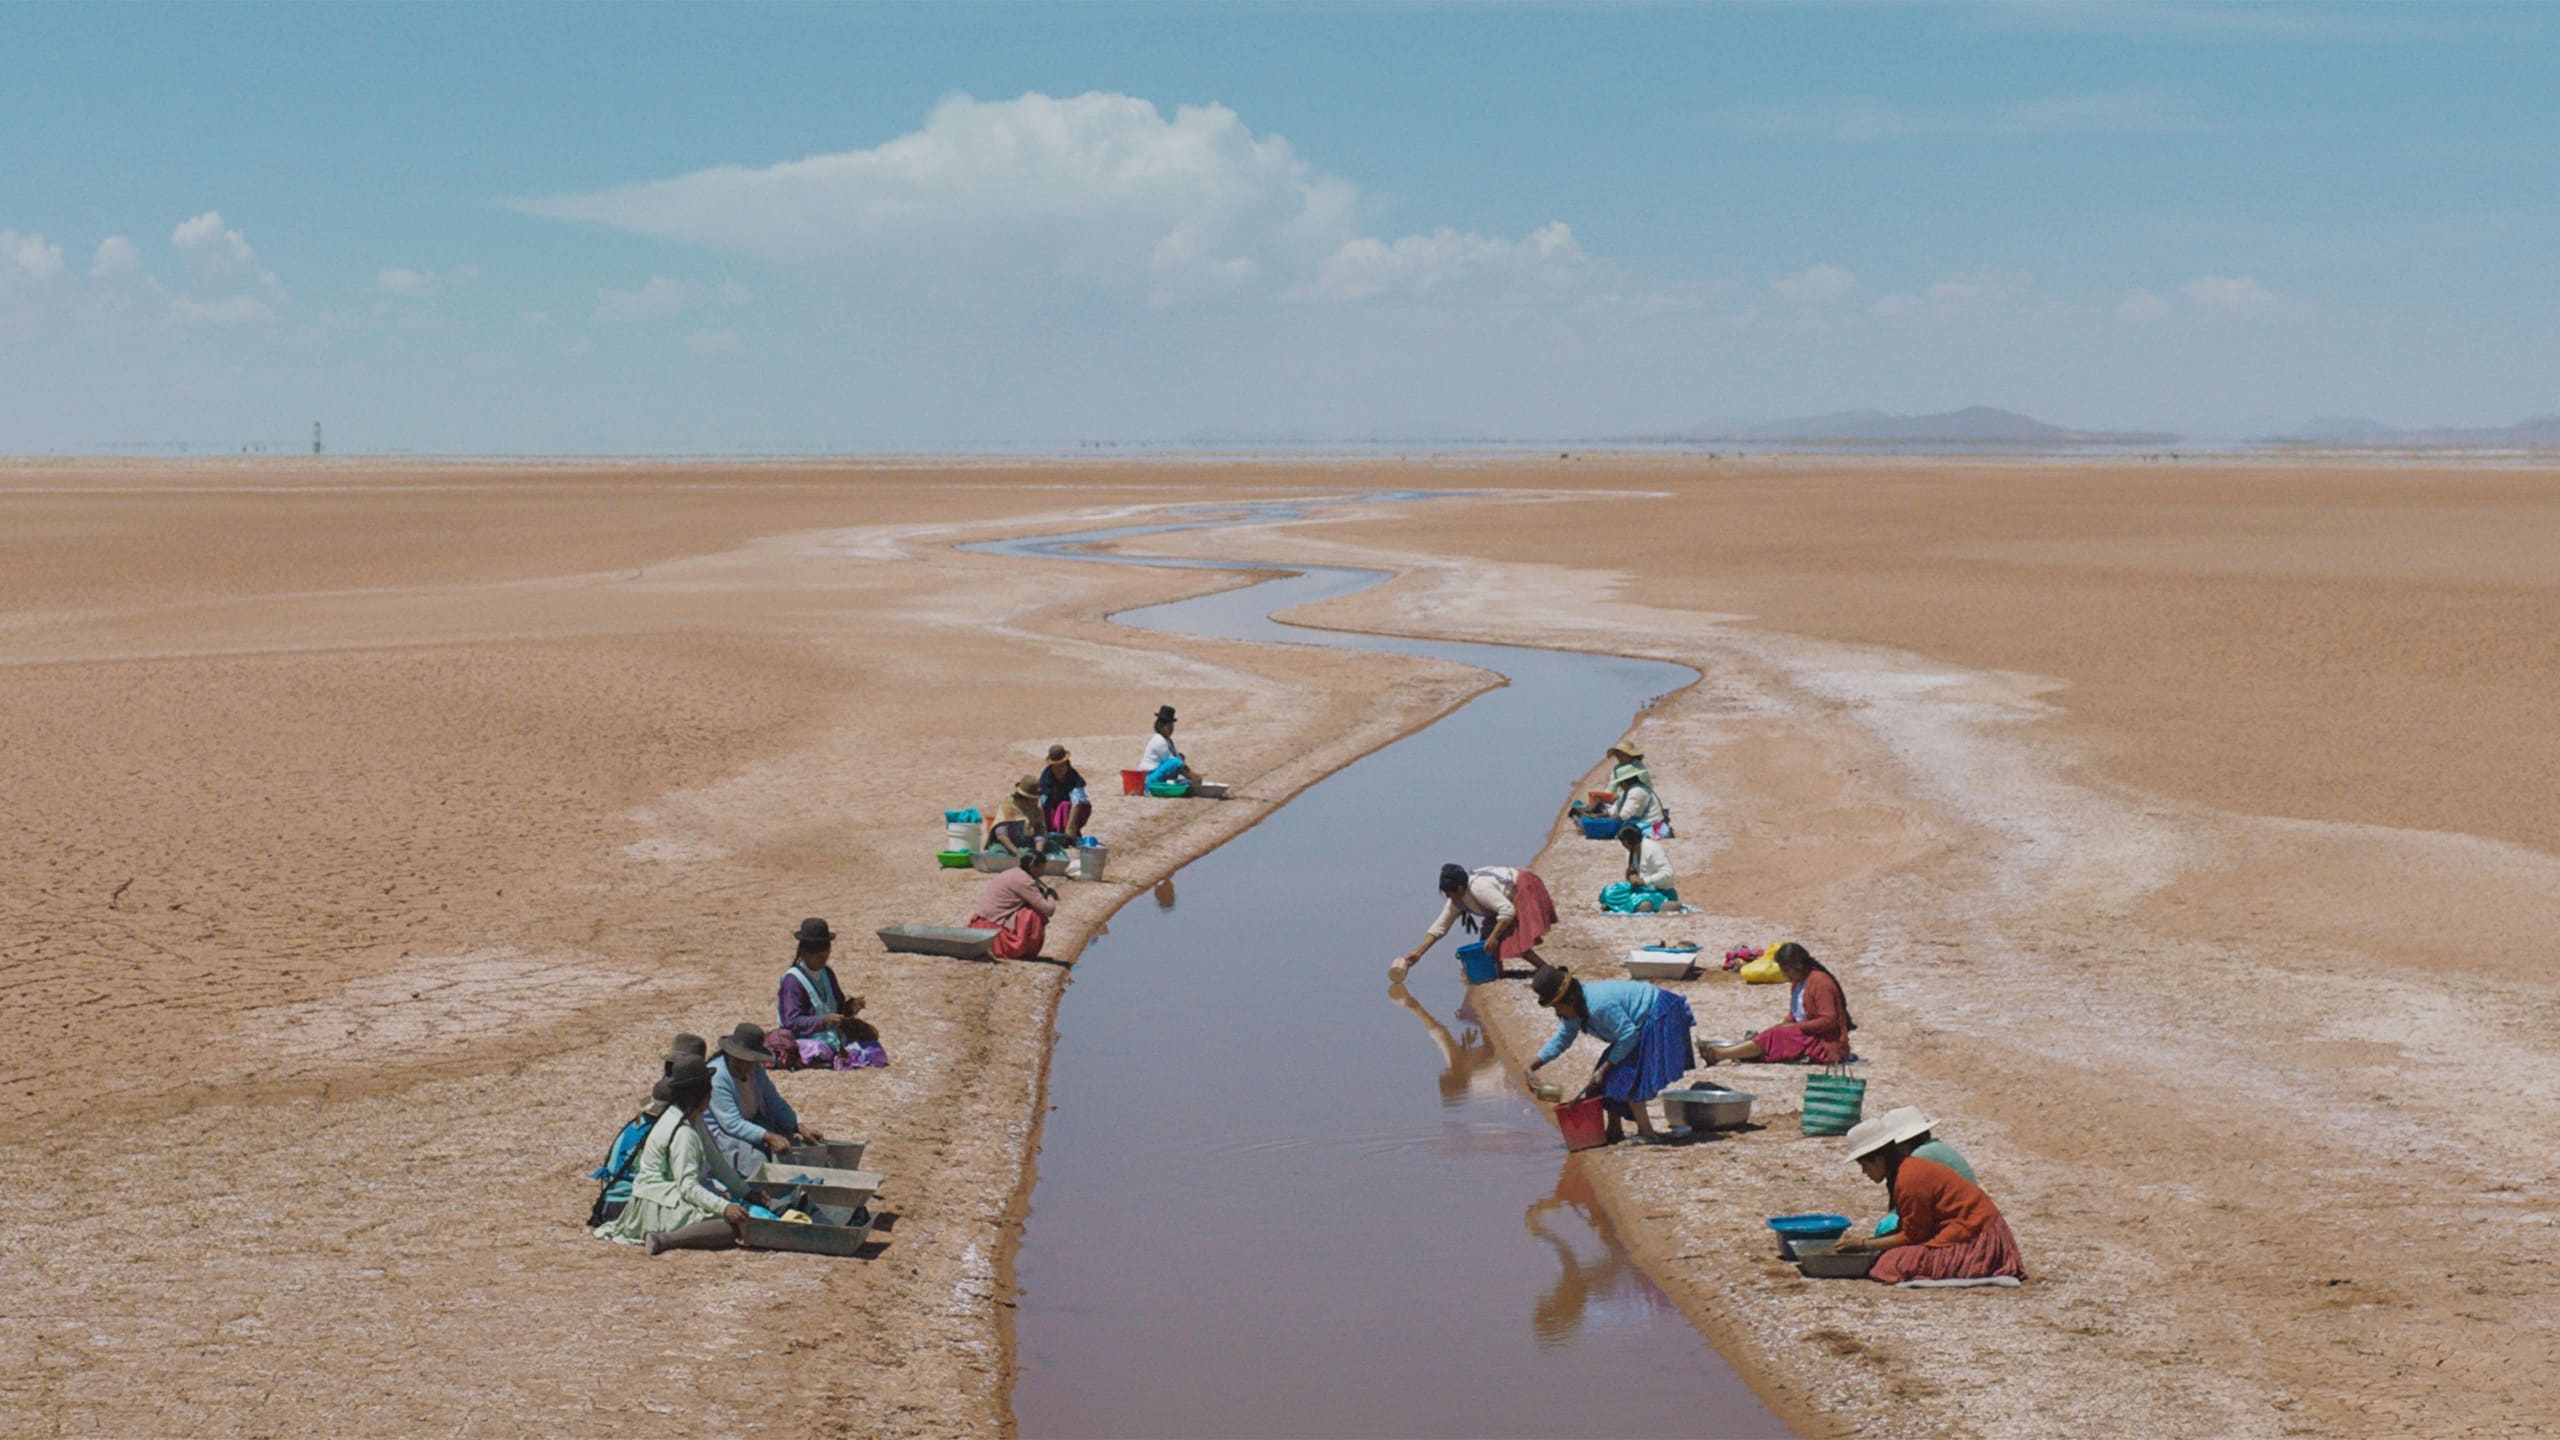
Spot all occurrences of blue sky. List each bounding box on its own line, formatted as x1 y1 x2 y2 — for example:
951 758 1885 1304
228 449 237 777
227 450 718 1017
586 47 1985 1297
2 1 2554 452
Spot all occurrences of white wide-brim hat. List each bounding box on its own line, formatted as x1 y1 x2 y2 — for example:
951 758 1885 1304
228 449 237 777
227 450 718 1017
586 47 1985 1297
1844 1114 1901 1161
1875 1105 1937 1145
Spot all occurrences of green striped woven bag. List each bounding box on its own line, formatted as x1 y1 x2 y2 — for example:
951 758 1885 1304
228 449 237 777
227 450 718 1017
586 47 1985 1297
1799 1066 1865 1136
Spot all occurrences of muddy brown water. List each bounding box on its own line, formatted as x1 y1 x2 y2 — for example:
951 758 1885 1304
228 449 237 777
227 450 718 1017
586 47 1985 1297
985 510 1787 1438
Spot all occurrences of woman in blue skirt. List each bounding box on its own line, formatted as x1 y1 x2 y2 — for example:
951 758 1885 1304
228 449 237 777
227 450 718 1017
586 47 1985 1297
1527 963 1695 1145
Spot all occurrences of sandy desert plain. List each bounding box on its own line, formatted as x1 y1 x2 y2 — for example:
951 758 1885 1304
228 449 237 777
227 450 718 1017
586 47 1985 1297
3 452 2557 1439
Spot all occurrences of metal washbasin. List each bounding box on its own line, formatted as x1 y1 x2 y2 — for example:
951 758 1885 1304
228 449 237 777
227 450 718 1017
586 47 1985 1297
742 1201 877 1257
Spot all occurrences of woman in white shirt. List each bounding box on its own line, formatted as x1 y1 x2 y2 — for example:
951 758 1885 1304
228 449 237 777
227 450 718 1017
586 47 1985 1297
1393 862 1559 979
1140 704 1199 787
1600 823 1681 913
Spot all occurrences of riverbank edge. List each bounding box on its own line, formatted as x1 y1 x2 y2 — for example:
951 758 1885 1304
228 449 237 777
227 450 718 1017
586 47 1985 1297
940 519 1527 1435
963 503 1844 1440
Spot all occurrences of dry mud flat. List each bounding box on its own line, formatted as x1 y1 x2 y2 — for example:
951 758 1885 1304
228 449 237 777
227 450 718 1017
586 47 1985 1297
6 457 2557 1439
0 460 1490 1438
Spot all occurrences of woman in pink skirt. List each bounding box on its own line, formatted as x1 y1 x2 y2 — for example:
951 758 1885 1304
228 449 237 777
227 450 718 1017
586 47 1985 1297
1394 863 1558 979
1698 942 1855 1066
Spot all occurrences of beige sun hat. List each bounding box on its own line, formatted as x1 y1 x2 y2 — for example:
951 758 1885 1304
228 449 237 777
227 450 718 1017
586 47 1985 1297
1874 1105 1937 1146
1843 1114 1902 1161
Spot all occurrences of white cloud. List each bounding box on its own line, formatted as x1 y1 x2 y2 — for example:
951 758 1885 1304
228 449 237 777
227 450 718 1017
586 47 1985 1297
1871 269 2034 319
2115 288 2169 323
683 328 740 358
521 90 1587 309
2181 273 2279 315
375 264 479 296
1723 91 2202 142
172 211 256 271
168 294 270 326
593 275 748 323
1772 264 1855 303
3 230 65 284
1294 222 1586 304
90 236 142 281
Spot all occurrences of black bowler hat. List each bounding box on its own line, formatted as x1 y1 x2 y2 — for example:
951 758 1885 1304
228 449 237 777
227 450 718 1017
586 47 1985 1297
1155 705 1177 724
791 917 836 946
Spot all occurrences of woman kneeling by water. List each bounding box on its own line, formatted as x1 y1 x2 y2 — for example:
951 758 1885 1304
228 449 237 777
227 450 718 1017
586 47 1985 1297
1527 964 1695 1145
1598 823 1680 914
968 853 1059 959
1697 942 1854 1066
594 1058 749 1255
1833 1112 2025 1285
1393 863 1557 978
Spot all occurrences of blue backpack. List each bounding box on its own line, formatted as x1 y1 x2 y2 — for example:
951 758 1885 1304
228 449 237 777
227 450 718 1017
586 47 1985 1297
586 1108 657 1226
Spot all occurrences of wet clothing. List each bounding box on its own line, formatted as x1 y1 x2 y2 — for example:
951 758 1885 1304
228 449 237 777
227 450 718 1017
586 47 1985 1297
1534 979 1662 1068
704 1052 798 1180
1869 1156 2024 1285
1425 867 1557 960
1876 1140 1976 1238
594 1108 729 1246
1750 968 1853 1064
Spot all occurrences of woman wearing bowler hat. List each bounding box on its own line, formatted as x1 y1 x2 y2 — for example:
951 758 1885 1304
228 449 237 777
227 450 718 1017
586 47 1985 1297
593 1057 749 1254
774 919 885 1069
704 1022 826 1179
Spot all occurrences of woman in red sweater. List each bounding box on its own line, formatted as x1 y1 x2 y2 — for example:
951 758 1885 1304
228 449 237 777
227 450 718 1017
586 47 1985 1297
1834 1113 2026 1285
1697 942 1854 1066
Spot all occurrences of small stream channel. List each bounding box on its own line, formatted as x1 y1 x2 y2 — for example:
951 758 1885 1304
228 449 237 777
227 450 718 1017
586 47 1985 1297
978 504 1785 1438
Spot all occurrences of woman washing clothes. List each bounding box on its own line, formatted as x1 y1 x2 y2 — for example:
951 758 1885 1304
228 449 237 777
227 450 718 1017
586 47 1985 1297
1140 705 1199 788
774 918 885 1069
1834 1113 2026 1285
985 775 1055 856
968 852 1058 959
1598 822 1680 913
1525 963 1696 1145
1572 747 1672 840
1392 863 1558 979
1039 744 1092 842
594 1057 750 1255
1858 1107 1977 1240
1697 941 1855 1066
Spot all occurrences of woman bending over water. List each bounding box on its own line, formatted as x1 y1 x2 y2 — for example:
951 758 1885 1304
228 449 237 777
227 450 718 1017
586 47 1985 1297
1393 863 1557 979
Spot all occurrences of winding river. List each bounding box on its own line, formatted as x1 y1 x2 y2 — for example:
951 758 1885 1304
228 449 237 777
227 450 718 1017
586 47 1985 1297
980 503 1784 1438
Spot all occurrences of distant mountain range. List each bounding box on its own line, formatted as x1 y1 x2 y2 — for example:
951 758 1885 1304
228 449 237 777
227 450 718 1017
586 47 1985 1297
1684 406 2179 446
2272 415 2560 449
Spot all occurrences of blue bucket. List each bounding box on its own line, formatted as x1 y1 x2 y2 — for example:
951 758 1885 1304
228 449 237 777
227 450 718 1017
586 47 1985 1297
1578 815 1623 840
1456 942 1500 985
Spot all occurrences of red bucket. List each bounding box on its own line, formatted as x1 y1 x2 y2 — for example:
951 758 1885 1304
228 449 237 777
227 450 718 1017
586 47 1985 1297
1556 1097 1610 1152
1121 769 1146 796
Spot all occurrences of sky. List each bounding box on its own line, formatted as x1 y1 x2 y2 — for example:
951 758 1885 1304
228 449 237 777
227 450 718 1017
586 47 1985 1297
2 0 2555 454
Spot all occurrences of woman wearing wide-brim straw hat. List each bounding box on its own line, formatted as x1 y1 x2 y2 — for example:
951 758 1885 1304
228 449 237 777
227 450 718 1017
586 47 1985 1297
1834 1111 2025 1286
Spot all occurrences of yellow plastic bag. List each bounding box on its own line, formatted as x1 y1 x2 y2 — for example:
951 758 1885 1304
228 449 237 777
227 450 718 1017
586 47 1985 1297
1739 946 1785 984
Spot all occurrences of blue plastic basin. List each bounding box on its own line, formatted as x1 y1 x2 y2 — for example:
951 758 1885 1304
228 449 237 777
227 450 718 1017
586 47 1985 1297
1766 1213 1852 1238
1578 815 1623 840
1456 942 1500 985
